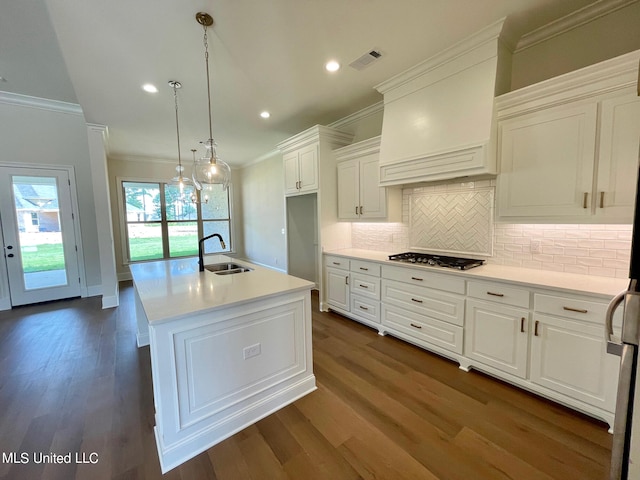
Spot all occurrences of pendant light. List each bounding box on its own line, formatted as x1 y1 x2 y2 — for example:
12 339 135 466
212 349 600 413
192 12 231 191
168 80 191 195
190 149 209 204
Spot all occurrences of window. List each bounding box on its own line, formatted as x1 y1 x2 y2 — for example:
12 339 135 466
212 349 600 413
121 181 232 263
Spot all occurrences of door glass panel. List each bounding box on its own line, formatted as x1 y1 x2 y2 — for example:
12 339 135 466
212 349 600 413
11 175 68 290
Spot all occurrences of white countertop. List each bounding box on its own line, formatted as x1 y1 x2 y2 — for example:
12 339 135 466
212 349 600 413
129 255 314 324
325 248 628 299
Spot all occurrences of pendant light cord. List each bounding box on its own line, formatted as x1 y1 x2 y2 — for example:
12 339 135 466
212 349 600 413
203 24 215 164
172 82 183 171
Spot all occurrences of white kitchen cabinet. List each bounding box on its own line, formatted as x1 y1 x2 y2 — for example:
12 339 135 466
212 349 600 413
497 102 598 219
380 265 465 355
594 93 640 220
324 255 382 330
325 255 350 311
465 299 530 379
495 50 640 223
335 136 401 221
464 280 531 378
283 143 318 195
530 293 620 413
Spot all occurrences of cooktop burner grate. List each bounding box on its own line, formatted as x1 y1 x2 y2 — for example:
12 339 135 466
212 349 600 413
388 252 485 270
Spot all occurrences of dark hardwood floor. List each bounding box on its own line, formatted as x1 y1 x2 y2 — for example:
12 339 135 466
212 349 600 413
0 282 612 479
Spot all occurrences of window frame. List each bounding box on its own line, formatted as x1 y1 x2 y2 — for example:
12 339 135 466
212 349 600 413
116 176 235 265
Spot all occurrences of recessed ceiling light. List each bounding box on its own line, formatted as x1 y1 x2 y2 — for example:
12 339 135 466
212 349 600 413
325 60 340 72
260 111 271 119
142 83 158 93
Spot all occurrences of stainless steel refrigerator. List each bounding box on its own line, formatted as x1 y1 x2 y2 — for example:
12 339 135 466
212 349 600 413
607 160 640 479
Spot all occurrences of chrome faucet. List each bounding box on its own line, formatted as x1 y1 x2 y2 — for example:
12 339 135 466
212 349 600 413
198 233 226 271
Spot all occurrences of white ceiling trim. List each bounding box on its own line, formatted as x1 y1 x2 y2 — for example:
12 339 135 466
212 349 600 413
515 0 638 52
328 101 384 130
0 90 83 116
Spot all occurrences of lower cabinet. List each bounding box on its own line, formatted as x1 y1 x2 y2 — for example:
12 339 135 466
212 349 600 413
324 253 620 429
530 294 620 413
464 299 529 379
325 256 382 330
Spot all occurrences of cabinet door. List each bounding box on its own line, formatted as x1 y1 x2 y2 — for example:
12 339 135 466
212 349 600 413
337 160 359 219
465 299 529 379
283 151 300 195
497 102 597 219
359 154 387 219
595 94 640 221
530 314 619 412
298 144 318 193
326 267 349 311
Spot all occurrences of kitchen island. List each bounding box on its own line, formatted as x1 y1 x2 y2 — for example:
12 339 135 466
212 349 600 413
130 255 316 473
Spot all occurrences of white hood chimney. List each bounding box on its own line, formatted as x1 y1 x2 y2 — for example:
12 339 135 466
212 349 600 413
375 18 513 185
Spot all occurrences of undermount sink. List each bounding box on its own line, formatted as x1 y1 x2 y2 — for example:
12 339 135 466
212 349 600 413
204 262 253 275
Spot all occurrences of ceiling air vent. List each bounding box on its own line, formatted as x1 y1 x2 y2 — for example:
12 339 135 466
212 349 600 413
349 49 383 71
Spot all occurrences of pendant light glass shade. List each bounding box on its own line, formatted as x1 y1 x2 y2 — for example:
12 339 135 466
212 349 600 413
192 12 231 191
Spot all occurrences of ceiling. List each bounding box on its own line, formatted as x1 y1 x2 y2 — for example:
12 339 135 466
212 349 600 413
1 0 601 167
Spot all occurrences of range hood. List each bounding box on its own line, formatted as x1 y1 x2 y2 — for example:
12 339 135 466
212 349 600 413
375 18 512 186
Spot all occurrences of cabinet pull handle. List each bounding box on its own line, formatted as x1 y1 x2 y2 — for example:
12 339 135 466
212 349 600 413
359 306 369 311
534 320 539 336
359 267 369 271
599 191 605 209
345 276 349 285
359 206 363 215
359 284 368 288
332 262 341 265
563 306 588 314
411 298 423 303
410 323 422 329
583 192 588 209
411 277 423 281
487 291 504 297
520 317 525 333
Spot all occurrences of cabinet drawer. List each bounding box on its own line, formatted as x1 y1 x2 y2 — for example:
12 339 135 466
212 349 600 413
382 265 466 294
351 296 380 324
468 281 530 309
325 255 349 271
534 294 608 324
351 259 381 276
382 279 465 326
382 304 463 354
351 273 381 300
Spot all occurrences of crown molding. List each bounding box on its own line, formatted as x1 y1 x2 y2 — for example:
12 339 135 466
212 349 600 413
328 101 384 129
0 91 83 116
515 0 638 52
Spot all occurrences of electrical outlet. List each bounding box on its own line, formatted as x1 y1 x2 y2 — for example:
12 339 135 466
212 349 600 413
243 343 261 360
531 240 541 254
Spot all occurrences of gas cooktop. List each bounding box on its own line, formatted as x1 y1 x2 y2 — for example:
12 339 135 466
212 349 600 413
388 252 485 270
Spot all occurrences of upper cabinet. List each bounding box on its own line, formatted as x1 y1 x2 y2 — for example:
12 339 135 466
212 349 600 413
283 143 318 195
278 125 353 197
496 50 640 223
374 18 512 186
335 137 401 221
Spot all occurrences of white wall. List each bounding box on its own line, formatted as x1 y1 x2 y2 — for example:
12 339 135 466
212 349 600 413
0 97 102 293
510 1 640 90
235 153 286 270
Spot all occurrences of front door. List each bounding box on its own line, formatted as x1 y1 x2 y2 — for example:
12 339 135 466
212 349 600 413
0 166 81 306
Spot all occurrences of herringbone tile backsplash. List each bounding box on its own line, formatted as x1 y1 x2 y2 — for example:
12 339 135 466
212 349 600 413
350 179 632 278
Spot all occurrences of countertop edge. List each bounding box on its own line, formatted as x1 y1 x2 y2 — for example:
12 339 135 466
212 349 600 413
324 248 628 299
